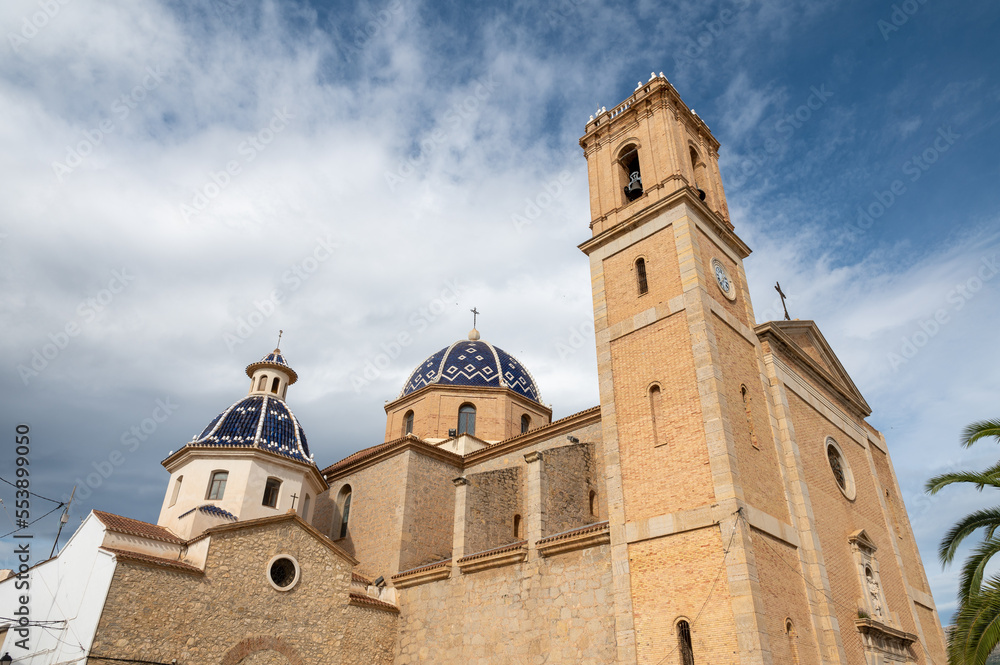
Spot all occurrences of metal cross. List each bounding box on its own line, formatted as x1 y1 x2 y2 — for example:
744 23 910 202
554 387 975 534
276 330 283 348
774 282 791 321
470 307 479 328
290 492 299 510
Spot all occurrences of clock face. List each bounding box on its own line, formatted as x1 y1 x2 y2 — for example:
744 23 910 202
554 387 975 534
711 259 737 300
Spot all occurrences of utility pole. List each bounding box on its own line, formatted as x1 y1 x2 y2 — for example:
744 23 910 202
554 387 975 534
50 485 75 559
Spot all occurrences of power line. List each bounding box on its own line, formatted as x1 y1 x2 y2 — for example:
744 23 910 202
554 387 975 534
0 476 67 506
0 504 64 539
655 508 741 665
87 655 176 665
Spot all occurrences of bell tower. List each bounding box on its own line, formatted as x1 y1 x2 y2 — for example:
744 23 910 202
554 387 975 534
581 75 787 664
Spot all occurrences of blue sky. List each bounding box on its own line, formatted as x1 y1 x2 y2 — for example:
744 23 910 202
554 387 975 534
1 0 998 624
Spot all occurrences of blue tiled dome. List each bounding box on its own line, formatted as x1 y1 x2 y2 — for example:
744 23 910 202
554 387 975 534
401 338 542 403
190 394 312 463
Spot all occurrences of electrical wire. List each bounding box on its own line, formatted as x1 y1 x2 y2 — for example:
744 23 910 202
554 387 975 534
0 504 64 539
654 508 742 665
0 477 67 505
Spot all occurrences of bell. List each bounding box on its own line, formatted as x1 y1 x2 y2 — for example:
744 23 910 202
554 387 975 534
624 172 643 200
697 188 707 201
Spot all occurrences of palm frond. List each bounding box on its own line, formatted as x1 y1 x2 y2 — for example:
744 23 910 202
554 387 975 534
963 419 1000 448
926 465 1000 495
959 538 1000 605
939 507 1000 565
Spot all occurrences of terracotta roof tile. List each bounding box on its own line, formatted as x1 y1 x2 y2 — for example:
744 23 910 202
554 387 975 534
101 547 202 574
93 510 183 544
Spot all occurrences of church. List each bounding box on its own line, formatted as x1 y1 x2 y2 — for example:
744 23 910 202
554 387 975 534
0 75 947 665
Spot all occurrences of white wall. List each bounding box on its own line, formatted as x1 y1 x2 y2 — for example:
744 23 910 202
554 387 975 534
0 515 115 663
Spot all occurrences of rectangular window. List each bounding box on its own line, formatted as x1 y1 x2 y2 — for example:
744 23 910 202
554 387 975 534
262 478 281 508
207 471 228 500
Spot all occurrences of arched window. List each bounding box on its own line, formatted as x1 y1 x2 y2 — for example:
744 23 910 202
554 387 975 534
513 514 522 539
262 477 281 508
169 475 183 507
741 385 758 449
521 414 531 434
302 493 311 520
589 490 598 518
648 384 663 446
677 620 695 665
458 403 476 436
690 146 707 200
338 486 352 539
635 257 649 295
206 471 228 500
619 145 643 202
271 377 280 394
785 619 800 665
404 410 414 436
257 375 267 391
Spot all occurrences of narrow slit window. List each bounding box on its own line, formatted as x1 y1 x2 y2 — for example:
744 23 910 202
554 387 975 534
649 384 663 446
521 414 531 434
339 488 352 539
169 476 183 507
589 490 598 518
271 377 280 394
404 410 414 436
302 494 311 520
678 620 695 665
636 258 649 295
786 620 800 665
513 514 522 539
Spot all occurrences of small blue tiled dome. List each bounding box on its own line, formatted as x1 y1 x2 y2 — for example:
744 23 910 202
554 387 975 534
191 394 312 463
246 348 298 384
401 335 542 403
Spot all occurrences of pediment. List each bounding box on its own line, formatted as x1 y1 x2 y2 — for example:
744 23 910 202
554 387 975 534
756 319 871 416
848 528 878 553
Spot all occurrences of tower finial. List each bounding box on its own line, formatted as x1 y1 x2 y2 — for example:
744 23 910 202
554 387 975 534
276 329 283 349
774 283 791 321
469 307 481 341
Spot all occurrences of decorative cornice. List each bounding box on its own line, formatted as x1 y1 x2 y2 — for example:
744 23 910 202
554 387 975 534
391 559 453 588
456 541 528 573
348 592 400 614
578 188 747 259
161 444 328 491
537 521 610 557
855 618 917 644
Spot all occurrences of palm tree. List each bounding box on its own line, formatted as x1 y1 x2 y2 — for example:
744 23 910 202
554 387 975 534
925 418 1000 665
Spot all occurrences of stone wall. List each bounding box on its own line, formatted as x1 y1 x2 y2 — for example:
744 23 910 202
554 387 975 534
325 452 413 580
395 544 616 664
399 452 456 571
465 467 522 554
88 519 397 664
542 442 599 536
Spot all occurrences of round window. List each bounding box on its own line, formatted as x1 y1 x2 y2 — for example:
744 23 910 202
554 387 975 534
266 555 300 591
826 438 856 501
